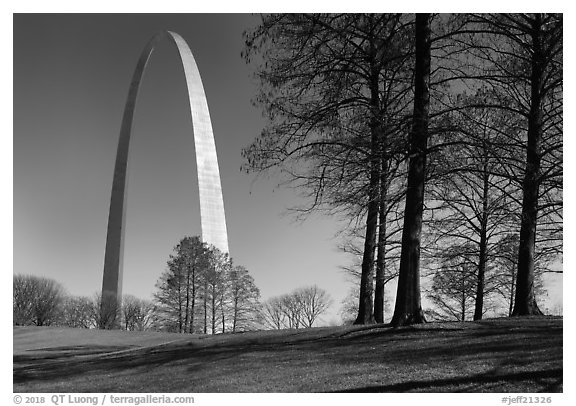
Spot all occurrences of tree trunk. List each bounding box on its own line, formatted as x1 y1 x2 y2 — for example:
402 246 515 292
509 263 516 316
178 284 183 333
461 273 466 322
354 18 381 325
221 288 226 333
474 228 488 321
232 296 239 333
211 286 217 334
190 276 196 334
354 165 379 325
512 15 544 317
474 155 490 321
184 264 190 333
390 13 431 327
374 153 388 323
203 281 208 334
221 307 226 334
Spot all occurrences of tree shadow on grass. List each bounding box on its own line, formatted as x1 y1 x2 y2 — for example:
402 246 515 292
331 367 562 393
14 345 136 363
313 322 562 362
13 318 563 392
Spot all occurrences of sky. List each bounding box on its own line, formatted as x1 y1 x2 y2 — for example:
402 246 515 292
12 12 564 326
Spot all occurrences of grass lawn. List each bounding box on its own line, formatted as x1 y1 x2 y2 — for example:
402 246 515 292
13 316 562 393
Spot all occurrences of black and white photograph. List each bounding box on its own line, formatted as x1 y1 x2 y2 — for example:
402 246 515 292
11 7 565 399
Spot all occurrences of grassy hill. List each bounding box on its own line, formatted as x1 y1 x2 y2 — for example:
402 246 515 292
13 316 562 393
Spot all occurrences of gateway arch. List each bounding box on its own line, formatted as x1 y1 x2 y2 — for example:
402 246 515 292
101 31 229 312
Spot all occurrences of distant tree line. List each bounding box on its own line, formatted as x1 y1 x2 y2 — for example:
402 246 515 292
13 274 157 330
14 237 333 333
243 13 562 325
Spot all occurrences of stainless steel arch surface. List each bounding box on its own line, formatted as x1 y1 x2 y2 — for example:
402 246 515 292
101 31 229 306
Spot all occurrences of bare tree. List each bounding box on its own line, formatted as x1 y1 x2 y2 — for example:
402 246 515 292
467 13 562 316
203 247 231 334
490 234 547 316
228 266 261 332
243 14 414 325
427 247 483 322
13 274 65 326
154 236 211 333
154 237 261 334
60 296 93 328
426 89 523 321
279 293 304 329
121 295 156 331
13 274 36 325
340 217 402 324
260 297 286 330
391 13 431 326
295 285 333 328
339 287 360 325
260 286 332 330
